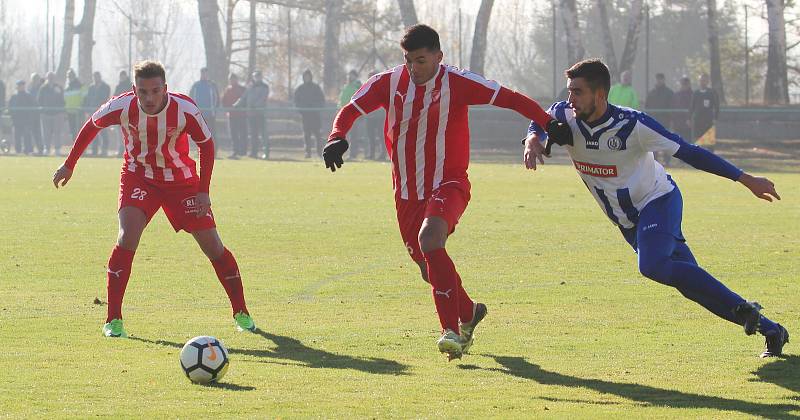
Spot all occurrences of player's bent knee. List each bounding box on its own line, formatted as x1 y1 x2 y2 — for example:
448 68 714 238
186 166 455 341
418 222 448 253
638 256 673 284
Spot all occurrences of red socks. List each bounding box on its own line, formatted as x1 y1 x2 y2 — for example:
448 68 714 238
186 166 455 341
211 248 249 316
423 248 474 333
106 245 135 322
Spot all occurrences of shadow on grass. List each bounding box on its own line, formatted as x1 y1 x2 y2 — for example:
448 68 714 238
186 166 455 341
468 355 799 418
753 355 800 396
204 382 257 391
130 328 409 376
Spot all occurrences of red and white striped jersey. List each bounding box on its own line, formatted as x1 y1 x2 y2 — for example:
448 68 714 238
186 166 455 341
91 91 212 184
329 64 551 200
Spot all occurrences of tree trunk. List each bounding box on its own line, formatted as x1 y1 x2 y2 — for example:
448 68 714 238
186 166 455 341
76 0 96 84
323 0 342 97
224 0 237 70
56 0 75 81
469 0 494 75
764 0 789 104
616 0 644 79
596 0 618 79
248 0 257 76
560 0 584 65
707 0 726 104
197 0 227 86
397 0 418 29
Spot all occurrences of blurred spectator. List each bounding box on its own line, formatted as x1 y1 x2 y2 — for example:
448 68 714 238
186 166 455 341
608 70 639 108
189 67 220 142
294 69 325 158
365 71 386 161
645 73 674 166
28 73 44 154
64 69 86 140
222 73 247 159
339 69 363 158
38 71 66 155
691 73 719 152
672 76 693 143
84 71 111 156
113 70 132 156
234 70 270 159
114 70 131 96
0 79 5 109
8 80 37 154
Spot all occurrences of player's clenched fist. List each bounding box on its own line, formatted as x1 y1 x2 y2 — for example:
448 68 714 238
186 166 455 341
52 165 73 189
323 138 349 172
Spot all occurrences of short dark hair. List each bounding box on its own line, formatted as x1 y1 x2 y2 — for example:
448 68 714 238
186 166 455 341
565 59 611 93
401 24 440 52
655 73 665 80
134 60 166 82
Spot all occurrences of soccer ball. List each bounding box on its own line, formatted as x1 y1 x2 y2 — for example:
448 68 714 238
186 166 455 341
179 336 230 384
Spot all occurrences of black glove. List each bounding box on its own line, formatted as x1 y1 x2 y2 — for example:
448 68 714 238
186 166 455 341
323 138 349 172
544 119 573 156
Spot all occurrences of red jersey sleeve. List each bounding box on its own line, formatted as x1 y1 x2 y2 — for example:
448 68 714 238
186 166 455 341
184 109 214 193
449 69 502 106
450 69 552 128
184 109 213 144
328 73 389 141
91 93 129 128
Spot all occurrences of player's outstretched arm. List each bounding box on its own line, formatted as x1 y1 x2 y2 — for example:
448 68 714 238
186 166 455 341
53 118 103 189
324 103 360 173
737 172 781 202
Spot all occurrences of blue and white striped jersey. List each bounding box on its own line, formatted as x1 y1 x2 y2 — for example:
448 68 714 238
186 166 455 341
529 102 685 229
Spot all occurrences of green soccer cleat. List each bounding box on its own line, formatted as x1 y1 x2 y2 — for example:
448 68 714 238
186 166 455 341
437 329 468 361
460 302 488 354
102 319 128 338
234 311 256 332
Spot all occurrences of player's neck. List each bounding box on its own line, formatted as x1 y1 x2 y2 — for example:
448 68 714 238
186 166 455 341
585 101 609 125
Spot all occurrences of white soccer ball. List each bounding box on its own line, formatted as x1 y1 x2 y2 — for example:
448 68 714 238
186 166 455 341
179 336 230 384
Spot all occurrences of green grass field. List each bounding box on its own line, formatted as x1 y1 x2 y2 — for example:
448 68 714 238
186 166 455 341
1 156 798 418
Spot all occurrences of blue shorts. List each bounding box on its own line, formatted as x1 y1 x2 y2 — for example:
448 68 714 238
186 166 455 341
619 187 686 252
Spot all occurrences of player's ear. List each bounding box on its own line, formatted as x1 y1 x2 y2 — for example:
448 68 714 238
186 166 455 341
435 50 443 63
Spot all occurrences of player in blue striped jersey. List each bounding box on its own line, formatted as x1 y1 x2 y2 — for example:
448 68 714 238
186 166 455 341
524 59 788 357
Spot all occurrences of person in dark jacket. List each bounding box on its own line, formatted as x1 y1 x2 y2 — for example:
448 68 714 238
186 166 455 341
38 72 66 155
294 69 326 158
8 80 37 154
84 71 111 156
672 76 693 145
234 70 270 159
28 73 45 155
221 73 247 158
646 73 675 166
691 73 720 152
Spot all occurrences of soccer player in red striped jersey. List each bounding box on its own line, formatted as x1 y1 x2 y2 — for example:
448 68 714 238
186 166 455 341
323 25 573 360
52 61 256 338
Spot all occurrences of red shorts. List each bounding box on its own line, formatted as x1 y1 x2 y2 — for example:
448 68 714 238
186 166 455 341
395 179 471 262
118 170 216 233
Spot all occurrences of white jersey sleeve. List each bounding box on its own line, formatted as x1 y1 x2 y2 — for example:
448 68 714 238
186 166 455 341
634 112 684 155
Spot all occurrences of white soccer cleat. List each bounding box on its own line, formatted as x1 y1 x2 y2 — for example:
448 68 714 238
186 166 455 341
437 329 467 361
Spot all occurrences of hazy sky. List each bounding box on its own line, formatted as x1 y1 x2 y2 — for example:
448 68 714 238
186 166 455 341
6 0 777 92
